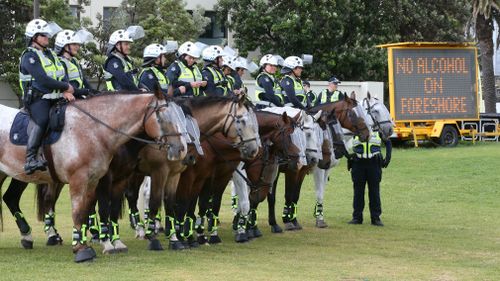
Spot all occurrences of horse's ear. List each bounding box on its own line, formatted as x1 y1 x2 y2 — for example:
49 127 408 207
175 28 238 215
367 91 371 99
350 91 356 100
153 82 164 100
313 110 322 121
282 112 290 124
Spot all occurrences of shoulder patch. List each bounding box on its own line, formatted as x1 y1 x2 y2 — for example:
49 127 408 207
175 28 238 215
29 57 36 64
286 80 291 86
265 77 270 82
113 62 119 69
148 74 154 79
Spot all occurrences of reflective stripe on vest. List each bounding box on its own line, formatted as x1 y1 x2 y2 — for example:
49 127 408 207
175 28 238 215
59 57 84 89
177 61 203 96
139 66 169 90
19 47 66 97
352 132 381 159
283 75 306 106
255 72 284 104
104 53 137 91
226 75 235 91
205 66 228 96
320 89 341 104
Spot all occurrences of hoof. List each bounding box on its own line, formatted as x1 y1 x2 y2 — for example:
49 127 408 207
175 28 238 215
235 232 248 243
74 247 96 263
315 218 328 228
208 235 222 244
113 240 128 253
292 220 303 230
197 235 207 245
270 224 283 233
148 238 164 251
46 234 63 246
187 237 199 248
252 227 262 238
21 239 33 249
168 240 185 250
101 239 116 254
135 227 146 240
284 222 296 231
246 229 255 239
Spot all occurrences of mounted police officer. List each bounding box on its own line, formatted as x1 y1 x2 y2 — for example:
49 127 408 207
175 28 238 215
317 76 345 104
280 56 306 109
233 57 248 92
201 45 228 96
103 29 141 91
221 56 237 95
139 43 183 96
54 29 96 98
348 130 392 226
19 19 75 175
254 54 283 109
166 41 205 97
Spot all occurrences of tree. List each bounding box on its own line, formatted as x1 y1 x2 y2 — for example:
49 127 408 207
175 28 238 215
217 0 470 84
469 0 500 113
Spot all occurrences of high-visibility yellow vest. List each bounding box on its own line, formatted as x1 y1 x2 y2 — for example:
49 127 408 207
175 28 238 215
320 89 342 104
103 53 137 91
138 66 169 90
176 60 203 96
255 72 284 104
205 66 228 96
59 57 84 89
19 47 66 99
226 75 235 92
282 75 306 106
352 132 382 159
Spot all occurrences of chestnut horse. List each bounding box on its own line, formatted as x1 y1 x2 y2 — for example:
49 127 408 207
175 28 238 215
0 91 180 262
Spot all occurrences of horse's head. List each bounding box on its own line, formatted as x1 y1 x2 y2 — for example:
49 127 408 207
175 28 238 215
144 91 188 161
363 92 394 141
324 111 349 159
302 111 324 166
224 96 261 160
338 93 371 142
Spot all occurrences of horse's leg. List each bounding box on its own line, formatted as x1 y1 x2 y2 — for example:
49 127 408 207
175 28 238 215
106 179 130 254
313 166 330 228
290 169 308 230
282 171 298 231
37 183 65 246
95 174 115 254
232 166 250 242
126 174 146 238
145 170 169 251
266 173 282 234
2 178 33 249
198 181 221 244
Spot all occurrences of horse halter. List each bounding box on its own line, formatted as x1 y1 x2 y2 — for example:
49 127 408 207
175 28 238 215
221 100 260 149
145 99 185 150
363 98 392 133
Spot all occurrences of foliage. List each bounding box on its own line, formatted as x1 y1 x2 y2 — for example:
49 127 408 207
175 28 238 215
217 0 471 83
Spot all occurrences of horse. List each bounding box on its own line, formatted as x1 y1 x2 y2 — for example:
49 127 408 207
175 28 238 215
0 90 183 262
311 91 394 228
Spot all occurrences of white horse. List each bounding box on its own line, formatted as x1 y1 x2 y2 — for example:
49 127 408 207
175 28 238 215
312 92 394 227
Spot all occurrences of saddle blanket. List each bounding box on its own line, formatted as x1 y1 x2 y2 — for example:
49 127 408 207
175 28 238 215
9 111 62 146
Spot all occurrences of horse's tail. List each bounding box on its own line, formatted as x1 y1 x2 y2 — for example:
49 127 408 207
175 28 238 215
35 184 48 221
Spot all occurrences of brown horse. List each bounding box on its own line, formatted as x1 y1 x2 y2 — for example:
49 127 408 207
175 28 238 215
174 111 300 245
0 91 179 262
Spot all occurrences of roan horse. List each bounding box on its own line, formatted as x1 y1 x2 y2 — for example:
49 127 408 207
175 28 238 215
0 90 181 262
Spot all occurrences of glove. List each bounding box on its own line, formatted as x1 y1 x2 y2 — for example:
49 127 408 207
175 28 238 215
382 156 390 168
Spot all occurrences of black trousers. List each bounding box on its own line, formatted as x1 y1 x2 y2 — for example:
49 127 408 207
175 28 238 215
350 157 382 221
28 98 55 129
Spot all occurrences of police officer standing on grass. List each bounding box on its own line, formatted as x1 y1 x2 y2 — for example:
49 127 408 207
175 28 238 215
302 80 318 107
348 128 392 226
201 45 228 96
103 29 142 91
280 56 306 109
139 43 184 97
166 41 205 97
55 29 97 98
254 54 284 109
317 76 345 104
19 19 75 175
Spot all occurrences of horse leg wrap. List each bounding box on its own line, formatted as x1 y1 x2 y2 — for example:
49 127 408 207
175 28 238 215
231 195 239 212
237 214 248 230
314 202 324 218
145 218 155 238
128 210 142 229
99 222 109 241
88 213 100 238
291 203 298 221
164 216 176 239
248 209 258 228
72 225 87 246
14 212 31 235
232 212 241 231
43 212 55 232
109 221 120 242
144 209 150 221
195 216 205 234
207 212 219 233
183 217 194 239
282 204 292 223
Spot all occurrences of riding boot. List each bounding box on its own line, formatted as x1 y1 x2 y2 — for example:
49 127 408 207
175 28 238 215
314 202 328 228
24 124 47 175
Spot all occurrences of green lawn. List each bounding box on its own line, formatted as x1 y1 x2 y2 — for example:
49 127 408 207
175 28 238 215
1 142 499 280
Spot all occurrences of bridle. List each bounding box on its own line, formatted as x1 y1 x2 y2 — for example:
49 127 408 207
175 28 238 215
363 97 392 134
221 99 260 149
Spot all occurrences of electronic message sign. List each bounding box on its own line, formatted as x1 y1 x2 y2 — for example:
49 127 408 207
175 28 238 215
391 48 478 121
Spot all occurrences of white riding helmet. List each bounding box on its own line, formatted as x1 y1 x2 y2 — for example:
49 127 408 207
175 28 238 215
143 43 167 59
177 41 201 58
25 19 61 38
109 29 133 45
283 56 304 69
55 30 82 49
259 54 279 67
234 57 248 70
222 56 237 71
202 45 225 62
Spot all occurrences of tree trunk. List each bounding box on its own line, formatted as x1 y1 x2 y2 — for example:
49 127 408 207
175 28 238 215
476 14 497 113
33 0 40 18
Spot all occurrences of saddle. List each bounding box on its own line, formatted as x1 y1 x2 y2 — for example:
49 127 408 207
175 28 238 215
9 103 67 146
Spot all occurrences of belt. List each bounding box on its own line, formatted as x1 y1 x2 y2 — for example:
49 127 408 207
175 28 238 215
255 101 274 107
42 93 64 99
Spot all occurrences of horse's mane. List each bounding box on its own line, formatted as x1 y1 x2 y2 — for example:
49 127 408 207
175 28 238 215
307 98 358 113
181 95 234 107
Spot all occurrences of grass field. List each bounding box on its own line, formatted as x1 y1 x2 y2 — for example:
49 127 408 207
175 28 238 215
0 142 499 281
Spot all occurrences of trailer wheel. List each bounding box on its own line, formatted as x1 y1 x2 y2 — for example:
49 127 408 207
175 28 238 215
439 125 458 147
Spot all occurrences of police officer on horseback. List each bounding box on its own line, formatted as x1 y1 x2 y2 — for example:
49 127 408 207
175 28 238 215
166 41 205 97
280 56 306 109
19 19 75 175
139 43 183 96
201 45 228 96
55 29 96 98
254 54 283 108
103 29 142 91
317 76 345 104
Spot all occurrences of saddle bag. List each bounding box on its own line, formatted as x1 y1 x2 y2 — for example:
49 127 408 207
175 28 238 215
49 103 67 132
